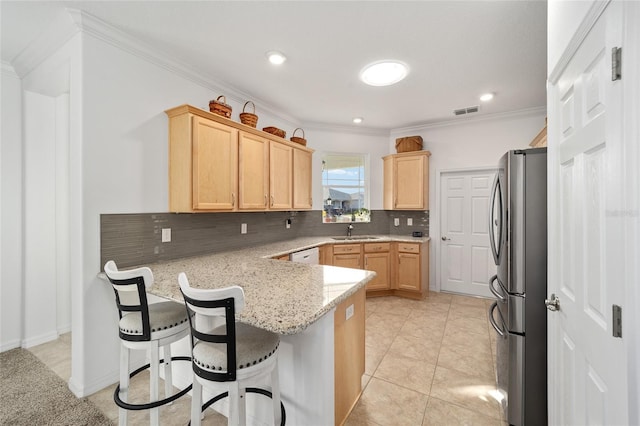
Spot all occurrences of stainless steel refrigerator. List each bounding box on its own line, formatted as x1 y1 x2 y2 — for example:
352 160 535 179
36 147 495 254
488 148 547 426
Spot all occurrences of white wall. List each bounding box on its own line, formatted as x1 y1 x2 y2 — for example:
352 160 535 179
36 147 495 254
0 65 24 351
548 0 595 73
392 111 547 290
22 91 59 346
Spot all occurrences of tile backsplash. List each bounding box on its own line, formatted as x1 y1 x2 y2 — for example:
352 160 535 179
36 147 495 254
101 210 429 268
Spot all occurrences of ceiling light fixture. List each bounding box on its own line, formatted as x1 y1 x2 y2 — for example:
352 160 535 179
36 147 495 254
266 51 287 65
360 60 409 86
352 117 363 124
480 93 494 102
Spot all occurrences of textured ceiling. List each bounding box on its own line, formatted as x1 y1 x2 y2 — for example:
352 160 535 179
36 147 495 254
1 1 548 130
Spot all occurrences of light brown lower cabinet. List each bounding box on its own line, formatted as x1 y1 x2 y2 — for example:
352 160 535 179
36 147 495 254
334 287 365 426
332 244 362 268
326 241 428 298
363 243 391 291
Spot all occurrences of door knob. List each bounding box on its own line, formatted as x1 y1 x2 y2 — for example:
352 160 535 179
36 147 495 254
441 236 451 241
545 293 560 311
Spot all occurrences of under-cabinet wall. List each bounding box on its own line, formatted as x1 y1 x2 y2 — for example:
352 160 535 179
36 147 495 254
100 210 429 268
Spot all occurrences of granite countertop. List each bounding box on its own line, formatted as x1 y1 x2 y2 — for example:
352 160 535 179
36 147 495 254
142 235 430 335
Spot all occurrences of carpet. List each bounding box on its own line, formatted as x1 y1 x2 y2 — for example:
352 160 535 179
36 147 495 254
0 348 114 425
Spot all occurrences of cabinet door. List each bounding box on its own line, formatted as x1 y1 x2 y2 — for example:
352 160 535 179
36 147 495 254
397 252 421 291
269 141 293 209
333 254 362 269
192 116 238 210
293 148 312 209
238 132 269 209
364 252 390 291
395 155 427 209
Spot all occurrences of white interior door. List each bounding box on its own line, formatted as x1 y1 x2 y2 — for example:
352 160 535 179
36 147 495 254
547 2 628 424
440 169 496 297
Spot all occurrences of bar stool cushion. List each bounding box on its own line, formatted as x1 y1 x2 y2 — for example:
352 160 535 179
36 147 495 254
120 301 189 337
193 323 279 372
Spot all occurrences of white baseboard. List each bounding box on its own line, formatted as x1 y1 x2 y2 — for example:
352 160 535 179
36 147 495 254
68 367 119 398
22 330 59 348
0 339 22 352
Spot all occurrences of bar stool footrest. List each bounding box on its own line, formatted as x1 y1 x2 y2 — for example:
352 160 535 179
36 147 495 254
114 356 192 411
196 387 286 426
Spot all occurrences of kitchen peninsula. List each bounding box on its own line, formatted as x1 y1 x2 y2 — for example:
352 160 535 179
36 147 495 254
144 237 378 425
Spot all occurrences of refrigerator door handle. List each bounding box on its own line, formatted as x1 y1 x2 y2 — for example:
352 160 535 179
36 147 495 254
489 274 507 301
489 301 507 337
489 172 502 265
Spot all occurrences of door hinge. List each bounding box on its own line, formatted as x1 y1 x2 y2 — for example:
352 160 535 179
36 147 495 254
612 47 622 81
612 304 622 338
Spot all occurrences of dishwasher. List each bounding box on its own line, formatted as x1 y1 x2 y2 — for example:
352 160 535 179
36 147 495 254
289 247 319 264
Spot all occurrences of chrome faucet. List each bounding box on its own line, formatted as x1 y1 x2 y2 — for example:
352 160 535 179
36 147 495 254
347 223 354 237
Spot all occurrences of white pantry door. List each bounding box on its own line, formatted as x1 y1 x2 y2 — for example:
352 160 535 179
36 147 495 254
547 2 628 424
440 169 496 298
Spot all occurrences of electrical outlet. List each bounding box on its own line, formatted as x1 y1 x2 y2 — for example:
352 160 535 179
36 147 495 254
345 304 354 320
241 223 247 234
407 218 413 226
394 218 400 227
161 228 171 243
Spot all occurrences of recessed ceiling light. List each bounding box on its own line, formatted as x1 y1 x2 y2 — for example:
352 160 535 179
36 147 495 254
360 60 409 86
480 93 494 102
352 117 363 124
266 51 287 65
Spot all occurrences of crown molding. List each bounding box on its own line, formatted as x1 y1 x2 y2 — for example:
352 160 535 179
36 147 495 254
301 120 390 137
1 61 19 79
390 105 547 136
67 9 301 129
11 10 80 78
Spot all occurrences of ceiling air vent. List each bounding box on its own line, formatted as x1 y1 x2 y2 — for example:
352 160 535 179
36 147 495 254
453 105 480 116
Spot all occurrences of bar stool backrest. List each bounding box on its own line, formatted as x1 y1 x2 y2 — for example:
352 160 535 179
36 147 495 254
104 260 154 342
178 272 245 383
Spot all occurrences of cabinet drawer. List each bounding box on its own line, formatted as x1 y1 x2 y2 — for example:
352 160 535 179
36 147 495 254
333 244 361 254
364 243 390 253
397 243 420 254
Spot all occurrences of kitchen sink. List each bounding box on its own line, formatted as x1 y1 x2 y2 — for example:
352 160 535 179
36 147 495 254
332 236 380 240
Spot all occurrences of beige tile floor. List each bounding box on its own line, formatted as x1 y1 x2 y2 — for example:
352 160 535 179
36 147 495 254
28 292 503 425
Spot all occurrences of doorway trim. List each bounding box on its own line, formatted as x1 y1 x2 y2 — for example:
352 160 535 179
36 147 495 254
433 166 498 294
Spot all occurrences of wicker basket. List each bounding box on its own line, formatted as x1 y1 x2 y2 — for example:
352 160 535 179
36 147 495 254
239 101 258 128
395 136 423 153
209 95 232 118
263 126 286 138
290 128 307 146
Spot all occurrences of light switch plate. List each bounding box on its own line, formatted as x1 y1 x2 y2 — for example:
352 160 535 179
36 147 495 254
241 223 248 234
407 218 413 226
161 228 171 243
394 218 400 227
345 304 354 320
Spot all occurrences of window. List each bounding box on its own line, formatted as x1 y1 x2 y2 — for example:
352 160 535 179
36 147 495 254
322 153 370 223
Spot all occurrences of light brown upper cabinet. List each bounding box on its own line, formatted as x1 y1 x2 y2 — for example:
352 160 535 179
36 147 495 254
269 141 293 209
383 151 431 210
173 114 238 211
238 131 269 210
166 105 313 213
293 148 313 210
